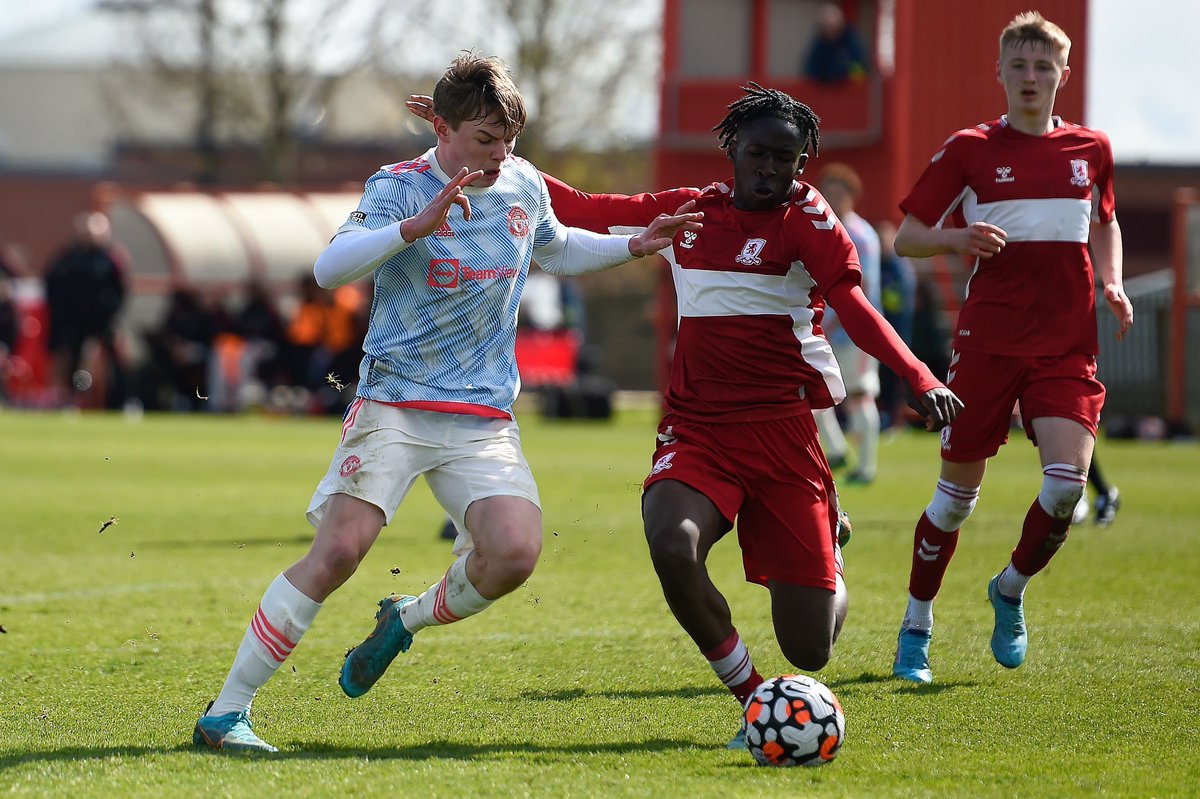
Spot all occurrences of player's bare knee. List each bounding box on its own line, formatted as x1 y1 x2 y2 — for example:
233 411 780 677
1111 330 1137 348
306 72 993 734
486 534 541 584
315 539 363 583
646 523 701 572
781 638 832 672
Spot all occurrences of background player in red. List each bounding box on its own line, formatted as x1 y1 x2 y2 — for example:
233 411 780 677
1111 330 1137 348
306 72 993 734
409 85 959 744
889 12 1134 685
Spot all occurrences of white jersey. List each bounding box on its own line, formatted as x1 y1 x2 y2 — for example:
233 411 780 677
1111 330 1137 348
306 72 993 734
347 147 562 416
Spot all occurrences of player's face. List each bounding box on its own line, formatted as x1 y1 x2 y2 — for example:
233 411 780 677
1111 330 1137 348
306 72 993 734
434 113 518 187
729 116 808 212
997 41 1070 119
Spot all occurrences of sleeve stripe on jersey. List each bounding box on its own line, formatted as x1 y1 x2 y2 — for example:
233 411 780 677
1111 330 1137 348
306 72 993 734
800 188 838 230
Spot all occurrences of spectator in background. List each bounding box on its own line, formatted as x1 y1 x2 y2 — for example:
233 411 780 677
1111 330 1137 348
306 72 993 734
234 279 288 390
310 282 369 414
803 3 868 83
876 219 918 430
0 243 22 404
814 163 882 485
283 275 327 389
43 211 129 408
143 283 218 411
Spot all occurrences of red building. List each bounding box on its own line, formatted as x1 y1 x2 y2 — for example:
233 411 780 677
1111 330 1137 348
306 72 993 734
654 0 1089 223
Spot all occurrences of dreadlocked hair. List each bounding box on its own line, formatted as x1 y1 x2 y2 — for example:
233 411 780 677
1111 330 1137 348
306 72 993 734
712 82 821 158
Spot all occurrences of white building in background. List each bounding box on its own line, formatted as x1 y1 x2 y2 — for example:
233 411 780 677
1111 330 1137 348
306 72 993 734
0 5 428 173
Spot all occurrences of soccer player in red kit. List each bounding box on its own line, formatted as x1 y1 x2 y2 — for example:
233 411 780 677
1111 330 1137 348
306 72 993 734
526 85 961 743
889 12 1134 684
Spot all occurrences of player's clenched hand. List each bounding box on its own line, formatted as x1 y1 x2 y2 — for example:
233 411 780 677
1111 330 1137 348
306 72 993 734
907 386 963 431
628 201 704 257
1103 283 1134 340
400 167 483 242
955 222 1007 258
406 94 435 125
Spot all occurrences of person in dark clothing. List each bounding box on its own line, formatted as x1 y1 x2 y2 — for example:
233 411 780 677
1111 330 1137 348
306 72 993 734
143 284 220 411
44 212 129 407
802 3 868 83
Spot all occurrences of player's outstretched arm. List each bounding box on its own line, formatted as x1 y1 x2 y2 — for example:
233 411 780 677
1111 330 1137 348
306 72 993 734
905 385 963 432
536 203 702 276
314 167 484 289
825 280 963 430
627 201 703 257
1091 218 1133 340
894 214 1007 259
400 167 484 241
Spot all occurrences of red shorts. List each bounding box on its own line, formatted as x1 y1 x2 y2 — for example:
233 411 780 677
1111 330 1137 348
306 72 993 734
643 413 838 590
940 350 1106 463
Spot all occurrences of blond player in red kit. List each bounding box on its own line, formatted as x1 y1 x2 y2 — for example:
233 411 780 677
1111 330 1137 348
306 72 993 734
890 11 1134 684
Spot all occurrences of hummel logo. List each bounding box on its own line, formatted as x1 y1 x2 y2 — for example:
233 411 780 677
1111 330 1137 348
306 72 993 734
995 166 1015 183
916 537 942 562
680 230 698 249
651 451 676 475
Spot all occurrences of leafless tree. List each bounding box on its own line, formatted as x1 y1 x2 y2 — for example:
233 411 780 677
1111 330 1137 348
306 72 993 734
367 0 662 170
100 0 387 183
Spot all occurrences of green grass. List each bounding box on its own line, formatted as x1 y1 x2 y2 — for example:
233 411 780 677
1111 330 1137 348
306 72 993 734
1 406 1198 798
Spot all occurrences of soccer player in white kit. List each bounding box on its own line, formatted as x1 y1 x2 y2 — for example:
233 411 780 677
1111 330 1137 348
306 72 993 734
890 12 1134 685
192 53 701 753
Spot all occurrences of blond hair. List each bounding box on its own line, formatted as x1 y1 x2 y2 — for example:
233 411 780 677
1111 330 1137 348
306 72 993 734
432 52 527 138
1000 11 1071 63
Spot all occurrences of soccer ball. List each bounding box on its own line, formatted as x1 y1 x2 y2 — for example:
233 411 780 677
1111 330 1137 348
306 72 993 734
742 674 845 767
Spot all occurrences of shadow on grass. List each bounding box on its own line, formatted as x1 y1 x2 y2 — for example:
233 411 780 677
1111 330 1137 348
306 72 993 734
0 737 707 767
828 671 979 696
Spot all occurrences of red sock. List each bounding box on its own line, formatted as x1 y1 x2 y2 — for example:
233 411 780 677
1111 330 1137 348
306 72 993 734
1011 498 1070 576
702 631 764 706
908 512 960 601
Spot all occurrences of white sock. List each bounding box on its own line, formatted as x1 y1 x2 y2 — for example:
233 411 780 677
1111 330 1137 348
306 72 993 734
399 554 492 634
848 399 880 478
815 407 849 462
209 573 321 716
997 561 1031 599
902 594 934 632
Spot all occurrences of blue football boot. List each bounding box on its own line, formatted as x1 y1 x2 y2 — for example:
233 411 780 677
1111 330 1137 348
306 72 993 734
987 574 1027 669
892 628 933 685
340 594 418 698
192 702 278 753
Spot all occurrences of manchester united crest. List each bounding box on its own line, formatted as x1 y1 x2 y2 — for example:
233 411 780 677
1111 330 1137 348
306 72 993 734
507 205 529 238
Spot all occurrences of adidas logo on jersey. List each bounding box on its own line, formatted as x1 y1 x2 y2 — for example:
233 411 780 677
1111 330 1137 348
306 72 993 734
434 221 454 238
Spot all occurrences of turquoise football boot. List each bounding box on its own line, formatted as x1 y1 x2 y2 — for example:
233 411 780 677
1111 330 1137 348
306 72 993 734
340 594 418 698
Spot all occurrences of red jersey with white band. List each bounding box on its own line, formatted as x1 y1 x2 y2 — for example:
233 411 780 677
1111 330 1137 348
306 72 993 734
901 116 1116 357
547 177 862 422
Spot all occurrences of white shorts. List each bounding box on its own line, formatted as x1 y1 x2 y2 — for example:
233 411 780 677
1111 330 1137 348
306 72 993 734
831 340 880 398
307 399 541 555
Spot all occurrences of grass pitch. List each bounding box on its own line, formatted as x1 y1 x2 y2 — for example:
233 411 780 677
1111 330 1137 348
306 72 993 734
1 407 1197 798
